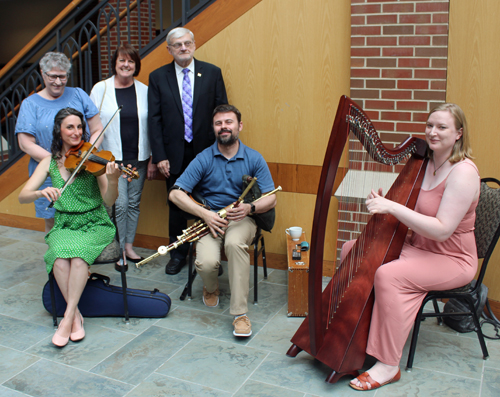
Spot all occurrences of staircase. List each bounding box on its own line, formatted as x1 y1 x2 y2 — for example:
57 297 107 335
0 0 217 174
0 0 262 230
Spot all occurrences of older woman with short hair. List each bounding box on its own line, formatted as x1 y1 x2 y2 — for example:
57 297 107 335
15 52 103 232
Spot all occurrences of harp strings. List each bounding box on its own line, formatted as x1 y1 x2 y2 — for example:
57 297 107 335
327 104 416 324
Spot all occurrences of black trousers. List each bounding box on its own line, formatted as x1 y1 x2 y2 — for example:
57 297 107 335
166 141 195 260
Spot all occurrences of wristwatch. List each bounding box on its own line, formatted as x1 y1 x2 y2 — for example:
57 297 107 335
250 203 256 214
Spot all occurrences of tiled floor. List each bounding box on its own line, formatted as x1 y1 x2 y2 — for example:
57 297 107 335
0 225 499 396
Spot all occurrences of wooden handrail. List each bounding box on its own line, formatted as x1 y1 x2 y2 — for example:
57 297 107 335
0 0 85 81
1 1 137 125
72 1 138 60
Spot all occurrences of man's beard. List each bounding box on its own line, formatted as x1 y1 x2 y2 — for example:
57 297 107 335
216 129 239 146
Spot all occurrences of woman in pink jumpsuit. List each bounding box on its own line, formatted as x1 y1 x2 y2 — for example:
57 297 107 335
349 103 480 391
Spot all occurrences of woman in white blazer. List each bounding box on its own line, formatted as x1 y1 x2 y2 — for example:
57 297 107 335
90 43 157 268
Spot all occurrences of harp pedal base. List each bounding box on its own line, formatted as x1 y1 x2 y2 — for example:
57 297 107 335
286 344 302 357
325 370 360 384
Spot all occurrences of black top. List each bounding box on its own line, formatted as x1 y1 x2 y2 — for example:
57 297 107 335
115 84 139 161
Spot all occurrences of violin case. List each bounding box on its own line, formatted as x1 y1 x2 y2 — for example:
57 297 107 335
42 273 171 318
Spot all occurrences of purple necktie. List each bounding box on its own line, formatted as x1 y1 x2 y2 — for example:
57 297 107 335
182 68 193 142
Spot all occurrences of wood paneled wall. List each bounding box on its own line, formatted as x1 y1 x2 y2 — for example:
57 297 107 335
0 0 351 273
136 0 351 267
447 0 500 301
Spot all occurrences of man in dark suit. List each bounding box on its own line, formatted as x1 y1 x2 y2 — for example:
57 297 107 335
148 27 228 275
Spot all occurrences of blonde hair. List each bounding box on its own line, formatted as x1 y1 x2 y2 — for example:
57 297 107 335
427 103 473 164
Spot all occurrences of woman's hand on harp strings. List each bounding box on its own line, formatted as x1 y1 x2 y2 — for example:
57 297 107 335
366 188 393 215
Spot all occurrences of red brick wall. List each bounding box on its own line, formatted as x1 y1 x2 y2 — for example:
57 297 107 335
351 0 449 137
99 0 156 78
336 0 450 259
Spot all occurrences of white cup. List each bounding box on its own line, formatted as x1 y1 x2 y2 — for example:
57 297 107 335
286 226 303 241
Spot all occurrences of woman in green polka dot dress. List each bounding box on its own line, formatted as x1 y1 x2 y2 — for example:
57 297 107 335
19 108 123 347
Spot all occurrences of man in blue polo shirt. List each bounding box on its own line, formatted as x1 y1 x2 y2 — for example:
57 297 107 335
169 104 276 337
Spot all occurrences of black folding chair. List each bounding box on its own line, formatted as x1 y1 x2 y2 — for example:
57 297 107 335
406 178 500 371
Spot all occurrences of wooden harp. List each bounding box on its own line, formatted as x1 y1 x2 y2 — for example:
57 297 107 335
286 96 428 383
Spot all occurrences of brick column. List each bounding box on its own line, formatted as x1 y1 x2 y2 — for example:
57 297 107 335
99 0 156 78
336 0 450 259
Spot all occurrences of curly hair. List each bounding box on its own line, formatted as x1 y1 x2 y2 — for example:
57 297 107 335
39 52 71 74
50 108 86 159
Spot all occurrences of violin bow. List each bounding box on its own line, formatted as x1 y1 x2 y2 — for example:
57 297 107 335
47 106 122 208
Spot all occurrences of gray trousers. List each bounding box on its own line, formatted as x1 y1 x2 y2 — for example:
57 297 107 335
115 159 148 248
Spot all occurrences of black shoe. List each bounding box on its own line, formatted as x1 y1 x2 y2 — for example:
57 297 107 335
126 255 145 263
165 258 186 275
115 260 128 272
218 265 224 276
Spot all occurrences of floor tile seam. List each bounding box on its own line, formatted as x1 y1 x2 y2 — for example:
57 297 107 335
0 242 48 252
240 355 312 396
260 280 288 286
246 301 288 342
83 369 138 388
0 239 33 247
149 337 199 378
152 372 231 394
485 337 500 346
97 320 161 337
153 324 269 352
86 325 156 373
231 351 272 396
169 308 269 328
417 325 470 338
0 257 18 265
0 313 56 340
0 340 45 357
479 360 486 396
38 356 137 387
116 273 185 285
122 383 141 397
0 385 32 397
168 303 236 320
1 355 43 386
246 379 309 396
410 364 483 382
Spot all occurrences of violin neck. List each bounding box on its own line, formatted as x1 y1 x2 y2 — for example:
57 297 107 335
87 153 139 179
87 153 109 166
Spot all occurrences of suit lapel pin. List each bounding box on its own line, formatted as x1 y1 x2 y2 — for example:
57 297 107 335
197 73 202 77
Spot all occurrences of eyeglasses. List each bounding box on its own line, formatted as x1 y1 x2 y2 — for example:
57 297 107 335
168 41 194 50
44 72 68 82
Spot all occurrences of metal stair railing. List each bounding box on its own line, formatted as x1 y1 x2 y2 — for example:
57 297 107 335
0 0 215 174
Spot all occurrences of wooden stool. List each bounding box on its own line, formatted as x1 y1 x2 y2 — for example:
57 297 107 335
287 231 309 317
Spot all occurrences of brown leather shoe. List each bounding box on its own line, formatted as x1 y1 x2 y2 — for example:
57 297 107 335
203 284 220 307
233 315 252 337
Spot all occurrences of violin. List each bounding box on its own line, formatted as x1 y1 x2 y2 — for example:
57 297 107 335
47 106 124 209
64 141 139 180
